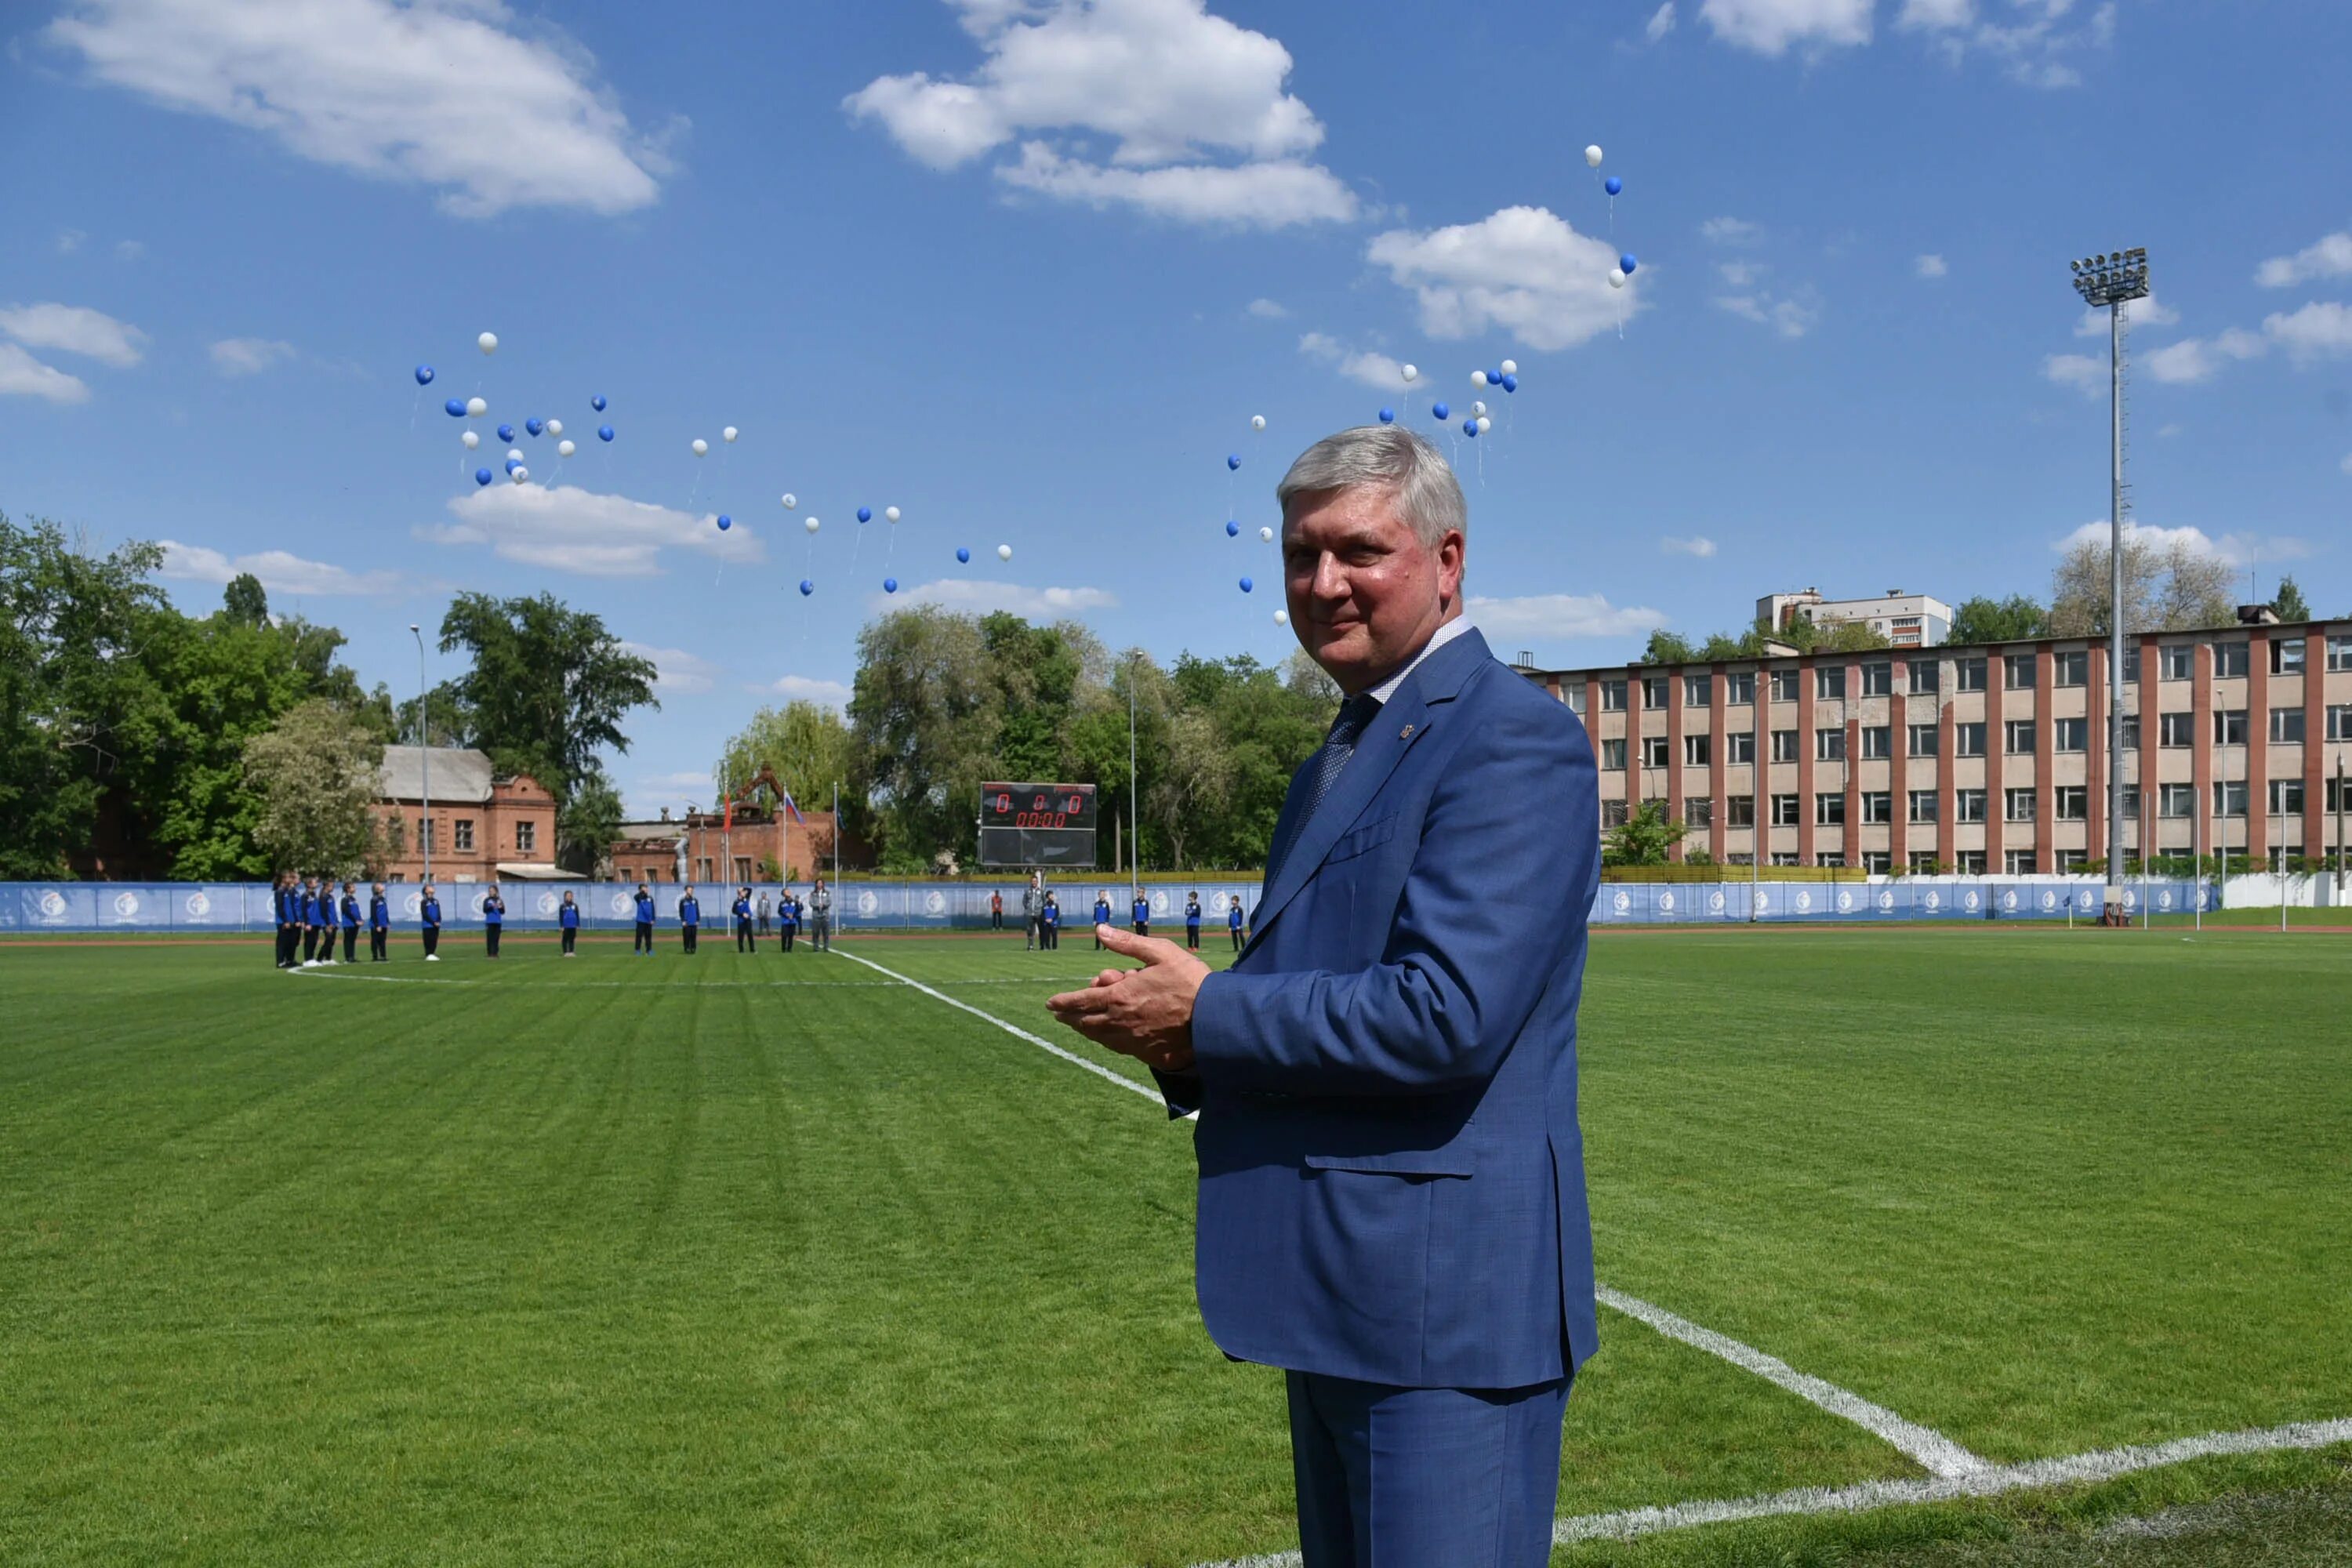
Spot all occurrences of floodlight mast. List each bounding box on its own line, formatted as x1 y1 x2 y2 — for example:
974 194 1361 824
2069 249 2149 901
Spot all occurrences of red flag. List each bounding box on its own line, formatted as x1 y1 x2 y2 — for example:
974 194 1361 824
724 798 734 833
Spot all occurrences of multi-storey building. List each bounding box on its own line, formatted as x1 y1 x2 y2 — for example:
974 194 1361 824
1525 618 2352 873
1759 587 1955 648
373 746 562 883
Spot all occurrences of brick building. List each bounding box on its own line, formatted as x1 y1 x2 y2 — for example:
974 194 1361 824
1524 617 2352 874
373 746 564 884
608 802 859 887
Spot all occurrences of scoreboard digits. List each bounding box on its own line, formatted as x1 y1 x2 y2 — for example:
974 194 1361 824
979 781 1098 866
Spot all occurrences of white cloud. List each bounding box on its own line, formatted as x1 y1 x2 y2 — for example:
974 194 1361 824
2073 292 2177 336
2050 519 2310 569
1700 215 1762 246
846 0 1353 229
995 141 1355 227
0 301 148 366
1467 592 1668 639
1645 2 1679 42
1716 260 1765 287
427 484 762 578
2140 329 2266 387
209 336 296 376
2256 230 2352 289
56 229 87 254
2342 452 2352 477
1700 0 1873 56
2042 352 2103 395
1897 0 1972 26
1661 536 1718 557
1915 253 1947 278
0 343 92 404
2262 301 2352 362
619 641 722 697
1298 331 1407 390
1900 0 2114 88
44 0 668 218
115 239 145 262
159 540 403 596
1246 297 1290 318
625 771 712 819
1367 206 1633 352
1715 288 1820 338
757 673 855 709
887 579 1117 617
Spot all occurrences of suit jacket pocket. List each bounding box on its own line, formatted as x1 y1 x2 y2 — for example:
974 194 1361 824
1325 811 1400 865
1304 1146 1474 1178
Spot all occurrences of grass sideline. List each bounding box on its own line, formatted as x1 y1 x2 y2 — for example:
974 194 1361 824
3 930 2347 1564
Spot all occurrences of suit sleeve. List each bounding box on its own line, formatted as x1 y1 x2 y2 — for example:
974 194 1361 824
1189 695 1597 1098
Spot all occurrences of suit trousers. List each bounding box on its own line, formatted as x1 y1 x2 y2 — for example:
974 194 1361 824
1285 1370 1570 1568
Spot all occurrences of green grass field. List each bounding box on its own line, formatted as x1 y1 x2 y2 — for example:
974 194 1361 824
3 924 2347 1565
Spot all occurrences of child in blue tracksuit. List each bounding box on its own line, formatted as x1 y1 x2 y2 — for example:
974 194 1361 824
339 881 361 962
420 884 442 960
481 884 505 957
558 890 580 956
1228 897 1245 950
1093 891 1112 949
368 882 390 961
1184 892 1202 951
678 889 702 954
733 888 756 952
633 885 655 953
777 891 798 953
1040 893 1061 950
301 878 325 964
1131 891 1150 937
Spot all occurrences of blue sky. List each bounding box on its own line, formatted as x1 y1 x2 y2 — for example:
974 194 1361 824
5 0 2348 817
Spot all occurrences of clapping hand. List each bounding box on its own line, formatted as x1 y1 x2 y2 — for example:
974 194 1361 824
1047 927 1209 1073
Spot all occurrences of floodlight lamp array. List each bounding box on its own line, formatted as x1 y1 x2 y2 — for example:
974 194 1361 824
2070 246 2151 307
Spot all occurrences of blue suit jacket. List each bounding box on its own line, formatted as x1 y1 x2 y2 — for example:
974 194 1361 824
1170 627 1599 1390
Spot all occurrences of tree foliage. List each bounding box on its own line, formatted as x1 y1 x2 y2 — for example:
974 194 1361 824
2049 531 2237 637
241 699 398 876
713 699 859 818
2272 575 2311 623
1603 801 1687 867
1946 594 2050 646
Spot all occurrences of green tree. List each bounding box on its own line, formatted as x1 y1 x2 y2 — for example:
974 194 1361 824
1946 594 2050 646
1641 630 1697 666
2049 532 2234 636
849 606 1004 870
557 773 624 877
221 572 269 627
241 699 397 876
1602 800 1688 867
2273 575 2311 622
713 699 858 819
434 593 657 800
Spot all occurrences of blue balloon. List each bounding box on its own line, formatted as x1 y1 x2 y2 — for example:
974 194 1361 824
474 468 493 486
717 514 731 532
591 394 608 412
1239 577 1254 593
857 506 872 523
1378 407 1395 423
506 458 521 474
1619 252 1639 274
1432 401 1450 421
1489 368 1504 385
884 577 898 594
598 424 615 441
1227 454 1242 470
415 365 435 386
956 546 971 564
1463 417 1479 437
1605 175 1622 196
1225 520 1240 537
497 423 515 443
445 398 466 417
1501 373 1519 393
525 417 544 437
799 579 814 596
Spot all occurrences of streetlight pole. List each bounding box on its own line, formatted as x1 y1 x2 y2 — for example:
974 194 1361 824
1127 652 1141 900
411 624 430 889
2070 248 2148 917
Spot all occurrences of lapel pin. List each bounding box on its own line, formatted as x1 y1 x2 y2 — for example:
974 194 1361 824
1399 724 1415 739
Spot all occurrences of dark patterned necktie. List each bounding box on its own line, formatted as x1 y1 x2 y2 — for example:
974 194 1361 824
1263 692 1382 890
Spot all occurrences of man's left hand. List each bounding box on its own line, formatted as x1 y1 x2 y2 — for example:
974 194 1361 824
1047 927 1209 1073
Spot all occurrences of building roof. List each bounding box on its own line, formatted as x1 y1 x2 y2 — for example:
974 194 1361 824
495 862 583 880
379 745 496 804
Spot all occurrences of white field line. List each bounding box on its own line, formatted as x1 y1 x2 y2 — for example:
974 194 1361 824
1595 1284 1987 1479
290 967 1111 989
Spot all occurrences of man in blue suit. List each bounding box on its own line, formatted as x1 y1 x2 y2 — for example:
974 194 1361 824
1050 426 1599 1566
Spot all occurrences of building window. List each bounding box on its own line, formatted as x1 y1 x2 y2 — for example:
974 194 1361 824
2329 704 2352 742
2270 707 2305 743
2270 779 2305 815
1771 851 1803 867
2331 778 2352 812
1686 797 1714 827
1642 676 1669 709
2004 719 2038 754
1772 728 1800 762
2122 786 2140 819
1817 666 1847 700
454 818 476 851
1726 794 1755 827
1602 800 1630 828
2161 644 2194 681
1564 683 1587 714
1602 739 1628 770
1684 734 1712 767
1643 735 1671 768
419 818 434 852
1861 792 1893 823
2053 717 2088 753
1816 728 1847 761
1861 725 1893 759
1772 793 1802 826
1862 851 1892 874
1907 722 1939 757
2120 715 2140 750
2160 711 2195 747
1955 851 1987 874
1816 792 1846 826
514 821 535 855
2005 653 2037 688
1727 731 1755 764
2212 709 2248 746
2005 849 2037 875
1909 850 1941 873
2054 786 2088 822
2271 637 2305 674
2056 850 2089 873
2213 641 2249 678
2053 650 2089 687
1600 680 1627 712
1907 658 1940 693
1685 673 1711 707
2160 784 2194 819
1770 668 1801 702
1816 853 1846 869
734 857 753 883
696 857 715 881
1955 722 1987 757
1955 789 1987 823
1860 662 1893 696
1726 853 1755 867
2213 780 2248 818
1725 671 1755 705
1909 789 1939 822
1955 657 1987 692
2005 788 2037 822
2328 636 2352 673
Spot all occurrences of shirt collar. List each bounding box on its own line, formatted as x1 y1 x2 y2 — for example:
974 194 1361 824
1363 616 1474 706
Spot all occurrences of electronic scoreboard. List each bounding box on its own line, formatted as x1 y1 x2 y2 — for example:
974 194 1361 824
978 782 1098 868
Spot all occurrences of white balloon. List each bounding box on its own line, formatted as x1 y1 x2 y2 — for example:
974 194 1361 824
1400 363 1418 383
723 426 739 443
546 419 563 437
1274 609 1290 626
1584 144 1603 169
1250 414 1266 430
477 331 499 354
1476 416 1492 434
1471 370 1487 387
506 448 524 463
804 517 821 535
1499 358 1518 376
466 396 486 416
780 492 798 510
557 439 575 458
460 430 480 449
1608 267 1628 289
996 544 1013 561
691 438 708 456
884 505 901 523
1259 526 1274 543
1472 400 1488 417
510 465 528 484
